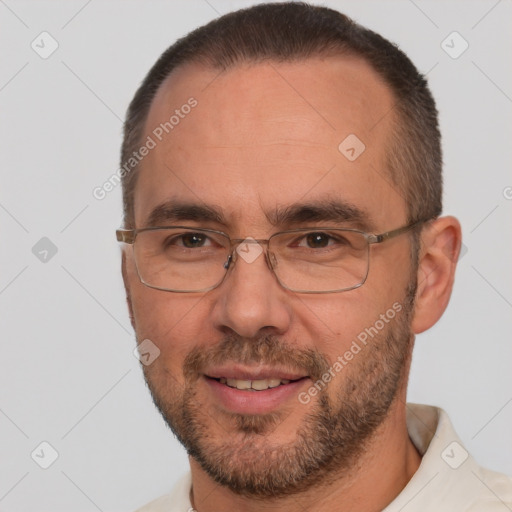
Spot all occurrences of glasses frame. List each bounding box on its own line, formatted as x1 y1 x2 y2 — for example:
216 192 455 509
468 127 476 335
116 218 430 294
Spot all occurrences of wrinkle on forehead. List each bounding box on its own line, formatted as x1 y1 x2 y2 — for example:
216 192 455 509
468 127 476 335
145 56 395 150
135 56 406 231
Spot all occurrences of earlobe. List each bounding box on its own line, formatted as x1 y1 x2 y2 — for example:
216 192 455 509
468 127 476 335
411 216 462 334
121 251 136 330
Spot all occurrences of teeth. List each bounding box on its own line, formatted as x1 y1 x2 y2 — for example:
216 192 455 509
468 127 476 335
219 377 293 390
252 378 278 390
226 378 251 390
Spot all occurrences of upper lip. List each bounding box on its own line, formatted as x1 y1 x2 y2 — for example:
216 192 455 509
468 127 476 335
204 364 308 381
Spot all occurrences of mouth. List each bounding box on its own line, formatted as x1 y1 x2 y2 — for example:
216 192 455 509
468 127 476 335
202 367 310 414
208 376 306 391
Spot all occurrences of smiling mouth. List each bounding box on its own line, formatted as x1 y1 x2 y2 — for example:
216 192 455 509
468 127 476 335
209 376 306 391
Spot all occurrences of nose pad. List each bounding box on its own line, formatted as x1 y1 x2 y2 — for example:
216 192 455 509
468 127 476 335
223 253 233 270
267 251 278 270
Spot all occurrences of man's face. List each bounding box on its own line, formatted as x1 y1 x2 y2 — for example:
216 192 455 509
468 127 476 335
123 57 417 496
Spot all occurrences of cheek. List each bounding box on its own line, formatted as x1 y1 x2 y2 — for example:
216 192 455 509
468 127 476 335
293 264 410 360
125 255 209 365
132 288 210 355
293 293 383 351
374 245 414 300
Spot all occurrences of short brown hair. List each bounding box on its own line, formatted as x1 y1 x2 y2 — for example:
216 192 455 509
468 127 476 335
120 2 442 228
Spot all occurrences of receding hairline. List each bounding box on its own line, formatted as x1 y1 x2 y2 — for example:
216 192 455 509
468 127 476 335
122 2 442 230
143 49 396 139
130 52 405 227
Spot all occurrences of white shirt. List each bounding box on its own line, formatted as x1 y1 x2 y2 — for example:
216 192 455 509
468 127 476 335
135 404 512 511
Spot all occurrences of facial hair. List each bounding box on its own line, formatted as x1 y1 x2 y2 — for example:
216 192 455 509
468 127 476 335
142 283 416 499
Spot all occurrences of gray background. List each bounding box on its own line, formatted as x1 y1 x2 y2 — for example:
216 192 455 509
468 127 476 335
0 0 511 510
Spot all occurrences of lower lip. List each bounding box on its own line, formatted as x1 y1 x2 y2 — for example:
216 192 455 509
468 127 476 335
203 376 309 414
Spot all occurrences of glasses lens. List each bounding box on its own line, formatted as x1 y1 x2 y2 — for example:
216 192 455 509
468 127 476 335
133 228 230 292
270 229 369 292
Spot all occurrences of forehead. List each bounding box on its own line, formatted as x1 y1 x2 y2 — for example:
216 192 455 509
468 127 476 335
135 56 406 231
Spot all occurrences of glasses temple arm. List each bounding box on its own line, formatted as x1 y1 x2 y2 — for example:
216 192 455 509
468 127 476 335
368 218 432 244
116 229 135 244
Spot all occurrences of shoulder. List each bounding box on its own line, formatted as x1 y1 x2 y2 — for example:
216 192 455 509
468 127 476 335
133 472 192 512
387 404 512 511
463 466 512 511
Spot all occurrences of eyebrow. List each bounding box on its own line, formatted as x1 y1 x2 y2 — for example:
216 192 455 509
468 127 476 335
268 200 374 231
145 201 225 227
144 198 373 231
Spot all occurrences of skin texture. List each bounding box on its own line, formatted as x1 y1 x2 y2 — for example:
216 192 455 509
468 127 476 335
122 56 462 512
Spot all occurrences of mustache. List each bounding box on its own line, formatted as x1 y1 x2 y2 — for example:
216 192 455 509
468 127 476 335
183 333 331 382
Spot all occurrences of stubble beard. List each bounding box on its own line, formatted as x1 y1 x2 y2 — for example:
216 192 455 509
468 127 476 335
142 283 416 499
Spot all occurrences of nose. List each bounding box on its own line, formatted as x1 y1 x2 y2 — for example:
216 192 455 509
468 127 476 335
210 244 293 338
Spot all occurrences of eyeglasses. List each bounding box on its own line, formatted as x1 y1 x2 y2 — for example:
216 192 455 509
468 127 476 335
116 219 428 294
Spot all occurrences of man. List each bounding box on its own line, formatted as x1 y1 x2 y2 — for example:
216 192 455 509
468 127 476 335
117 3 512 511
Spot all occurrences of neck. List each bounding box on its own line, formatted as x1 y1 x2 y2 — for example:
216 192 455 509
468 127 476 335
188 396 421 512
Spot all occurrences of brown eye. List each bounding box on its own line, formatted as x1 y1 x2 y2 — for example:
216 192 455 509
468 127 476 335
305 232 331 248
180 233 208 248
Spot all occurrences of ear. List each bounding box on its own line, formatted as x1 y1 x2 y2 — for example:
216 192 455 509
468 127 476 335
121 251 136 330
411 216 462 334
